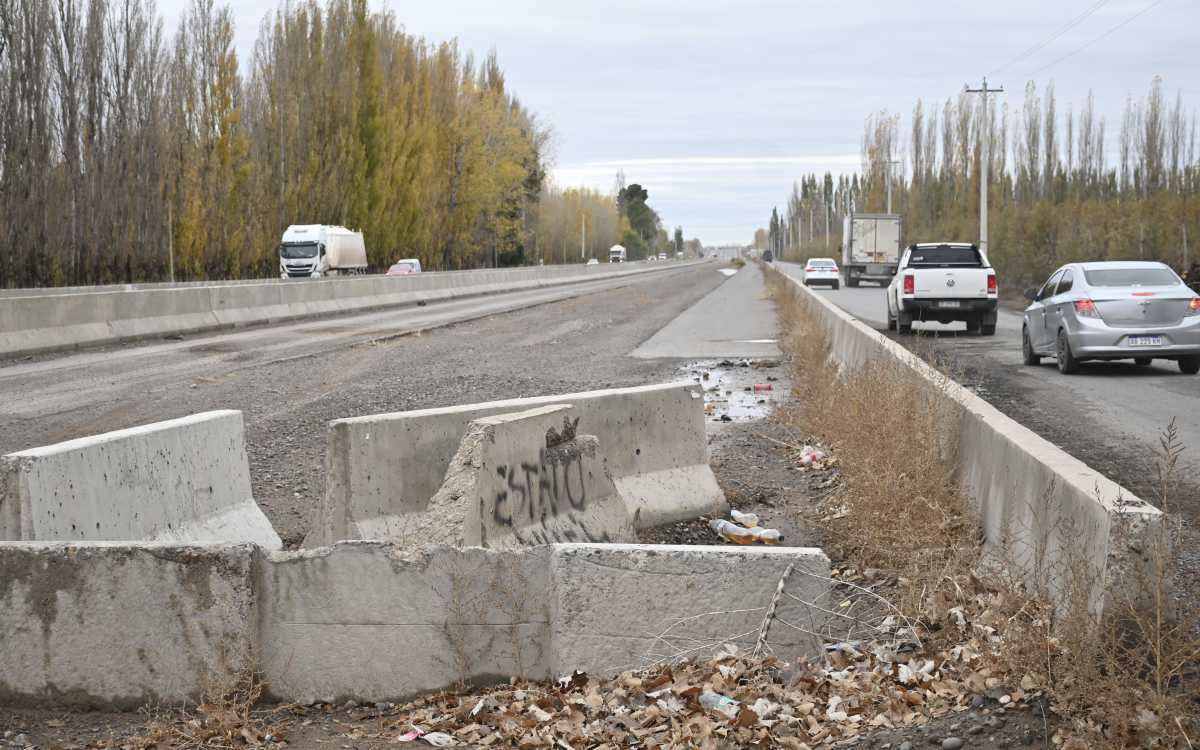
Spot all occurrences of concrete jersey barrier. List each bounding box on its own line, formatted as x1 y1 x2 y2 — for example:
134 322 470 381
406 405 636 548
305 382 727 547
0 410 281 549
1 540 830 707
0 261 704 358
777 271 1162 614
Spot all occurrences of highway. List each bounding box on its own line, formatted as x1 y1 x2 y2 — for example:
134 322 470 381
776 261 1200 515
0 263 736 544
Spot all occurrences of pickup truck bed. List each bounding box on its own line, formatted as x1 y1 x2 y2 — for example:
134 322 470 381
886 243 998 335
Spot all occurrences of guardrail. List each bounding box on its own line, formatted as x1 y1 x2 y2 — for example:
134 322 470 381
0 260 702 358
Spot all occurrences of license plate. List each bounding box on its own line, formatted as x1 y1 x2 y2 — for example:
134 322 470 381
937 300 961 308
1127 336 1162 347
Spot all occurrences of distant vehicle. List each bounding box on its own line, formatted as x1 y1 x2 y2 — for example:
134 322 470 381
762 249 773 263
1021 261 1200 375
586 258 599 266
657 253 668 261
887 243 997 335
842 212 901 287
675 251 684 259
803 258 840 289
385 258 422 276
280 225 368 278
609 245 627 263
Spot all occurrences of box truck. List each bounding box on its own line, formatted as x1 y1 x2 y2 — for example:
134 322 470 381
279 225 368 278
841 213 901 287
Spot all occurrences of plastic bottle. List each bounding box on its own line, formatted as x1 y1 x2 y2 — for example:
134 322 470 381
709 518 757 544
730 509 759 528
747 527 783 545
699 689 740 719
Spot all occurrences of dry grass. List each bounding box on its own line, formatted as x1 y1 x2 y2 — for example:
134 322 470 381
764 267 1200 748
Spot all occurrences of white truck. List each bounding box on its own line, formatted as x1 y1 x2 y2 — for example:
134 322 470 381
842 212 901 287
886 243 998 335
608 245 627 263
279 225 368 278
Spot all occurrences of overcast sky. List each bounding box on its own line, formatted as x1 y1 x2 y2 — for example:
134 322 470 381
162 0 1194 245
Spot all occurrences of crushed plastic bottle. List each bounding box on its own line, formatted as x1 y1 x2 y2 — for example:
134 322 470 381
710 518 783 545
699 689 740 719
730 508 759 528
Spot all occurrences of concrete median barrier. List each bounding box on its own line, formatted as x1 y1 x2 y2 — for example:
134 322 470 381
776 271 1163 614
305 382 726 548
0 261 704 358
0 542 257 708
401 405 636 549
0 539 829 707
0 411 281 549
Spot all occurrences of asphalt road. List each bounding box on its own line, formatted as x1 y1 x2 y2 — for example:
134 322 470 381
776 260 1200 557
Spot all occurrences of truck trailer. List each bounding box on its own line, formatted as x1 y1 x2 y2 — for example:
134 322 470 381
279 225 368 278
841 213 901 287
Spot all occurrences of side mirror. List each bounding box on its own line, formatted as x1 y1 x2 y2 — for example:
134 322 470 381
1023 288 1038 302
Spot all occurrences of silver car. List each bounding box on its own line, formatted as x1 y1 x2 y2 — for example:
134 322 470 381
1022 261 1200 375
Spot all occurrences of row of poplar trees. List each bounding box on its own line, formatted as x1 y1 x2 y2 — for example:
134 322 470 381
770 78 1200 285
0 0 551 287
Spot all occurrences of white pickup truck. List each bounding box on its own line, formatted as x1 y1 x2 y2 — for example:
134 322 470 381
886 243 998 335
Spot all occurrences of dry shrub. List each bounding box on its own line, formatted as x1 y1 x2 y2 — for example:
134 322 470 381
128 668 277 749
764 267 1200 748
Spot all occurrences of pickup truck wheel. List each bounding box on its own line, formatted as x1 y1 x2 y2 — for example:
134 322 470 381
981 323 997 336
1179 356 1200 375
1056 330 1080 374
1021 327 1040 365
897 309 913 334
965 316 981 333
1133 357 1152 366
886 305 897 331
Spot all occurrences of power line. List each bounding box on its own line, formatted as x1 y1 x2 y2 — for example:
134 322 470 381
1026 0 1166 77
988 0 1111 76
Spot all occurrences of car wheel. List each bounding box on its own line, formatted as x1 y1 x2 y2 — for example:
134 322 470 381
1133 357 1152 366
1021 327 1040 365
1179 355 1200 375
832 281 840 290
1056 330 1080 374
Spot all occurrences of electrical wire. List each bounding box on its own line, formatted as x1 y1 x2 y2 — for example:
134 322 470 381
1026 0 1166 77
988 0 1112 76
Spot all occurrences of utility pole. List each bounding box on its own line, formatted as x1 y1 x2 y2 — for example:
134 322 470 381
885 160 901 214
966 77 1003 257
580 213 586 260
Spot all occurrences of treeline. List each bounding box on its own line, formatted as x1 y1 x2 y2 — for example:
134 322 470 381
534 176 698 262
767 78 1200 284
0 0 549 286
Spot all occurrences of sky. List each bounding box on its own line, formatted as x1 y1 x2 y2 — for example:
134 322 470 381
161 0 1195 245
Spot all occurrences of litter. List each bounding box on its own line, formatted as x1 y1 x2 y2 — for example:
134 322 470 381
699 689 740 719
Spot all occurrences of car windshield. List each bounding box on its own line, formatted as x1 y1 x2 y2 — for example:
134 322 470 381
281 242 318 259
391 262 416 272
908 246 981 267
1082 268 1180 287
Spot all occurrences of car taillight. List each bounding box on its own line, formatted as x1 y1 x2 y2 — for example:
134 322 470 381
987 274 997 294
902 274 914 295
805 266 814 272
1074 299 1101 318
1187 298 1200 316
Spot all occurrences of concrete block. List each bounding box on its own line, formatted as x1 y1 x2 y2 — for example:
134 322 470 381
306 383 726 547
550 544 830 676
0 542 257 708
0 411 281 548
258 542 552 704
403 405 635 549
